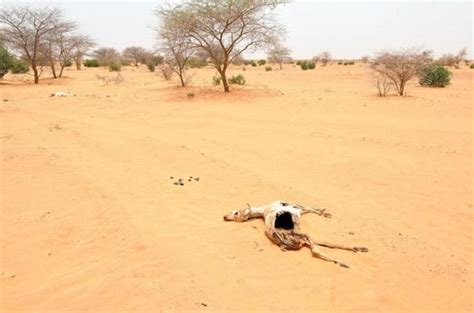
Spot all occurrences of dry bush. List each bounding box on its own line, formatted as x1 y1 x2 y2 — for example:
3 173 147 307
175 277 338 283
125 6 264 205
96 72 123 85
319 51 331 66
373 72 392 97
436 48 467 67
158 64 173 80
371 48 431 96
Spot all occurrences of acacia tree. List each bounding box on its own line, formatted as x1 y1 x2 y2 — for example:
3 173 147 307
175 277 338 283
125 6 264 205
156 0 286 92
156 9 193 87
267 44 291 69
0 6 64 83
73 35 94 70
92 47 120 66
319 51 331 66
39 19 77 78
122 46 148 66
371 48 431 96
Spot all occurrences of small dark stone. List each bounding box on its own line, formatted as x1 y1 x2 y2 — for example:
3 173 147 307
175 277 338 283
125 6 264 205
170 176 174 179
201 303 207 307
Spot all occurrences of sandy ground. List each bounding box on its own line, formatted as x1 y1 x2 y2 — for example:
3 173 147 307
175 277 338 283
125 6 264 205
1 63 472 312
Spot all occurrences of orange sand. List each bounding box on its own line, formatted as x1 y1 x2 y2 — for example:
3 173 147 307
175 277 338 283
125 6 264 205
1 64 472 312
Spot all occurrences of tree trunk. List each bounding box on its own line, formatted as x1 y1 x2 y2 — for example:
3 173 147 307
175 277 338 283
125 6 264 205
279 62 282 70
75 57 82 70
178 67 186 87
32 62 39 84
51 63 57 78
219 70 229 92
59 63 65 78
399 81 405 96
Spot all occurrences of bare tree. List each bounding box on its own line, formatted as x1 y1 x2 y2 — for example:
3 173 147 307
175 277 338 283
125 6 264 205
92 47 120 66
437 47 468 67
72 35 94 70
319 51 331 66
155 7 194 87
0 6 63 83
361 56 369 64
39 19 77 78
371 48 431 96
156 0 287 92
122 46 148 66
373 72 392 97
267 43 291 70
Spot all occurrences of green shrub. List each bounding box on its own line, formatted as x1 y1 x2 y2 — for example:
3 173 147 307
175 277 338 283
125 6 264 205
418 64 451 87
343 61 355 66
187 57 207 68
109 62 121 72
10 59 29 74
187 92 195 98
0 45 13 78
228 74 245 85
64 60 73 67
299 61 315 70
147 62 155 72
337 61 343 65
257 59 266 66
470 64 474 69
265 66 272 72
84 59 99 67
243 60 252 66
251 61 257 67
212 74 222 85
296 60 302 66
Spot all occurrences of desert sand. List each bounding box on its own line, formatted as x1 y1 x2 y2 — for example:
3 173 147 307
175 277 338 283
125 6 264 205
1 63 472 312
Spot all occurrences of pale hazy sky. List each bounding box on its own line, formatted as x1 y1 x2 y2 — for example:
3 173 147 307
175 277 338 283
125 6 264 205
4 1 473 59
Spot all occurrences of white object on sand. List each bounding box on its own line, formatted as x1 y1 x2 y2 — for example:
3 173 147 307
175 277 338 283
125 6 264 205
50 91 75 97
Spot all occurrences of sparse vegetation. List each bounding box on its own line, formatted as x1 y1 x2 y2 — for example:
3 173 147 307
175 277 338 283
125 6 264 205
122 46 148 66
267 44 291 70
228 74 245 85
371 48 431 96
436 48 467 67
0 43 13 78
265 66 272 71
187 92 195 98
92 47 120 66
373 72 392 97
0 6 91 83
158 64 173 80
418 64 451 87
147 63 155 72
10 59 29 73
318 51 331 66
108 62 121 72
96 72 123 85
187 57 207 69
258 59 266 66
212 74 222 86
83 59 99 67
470 64 474 69
155 0 285 92
299 61 315 70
